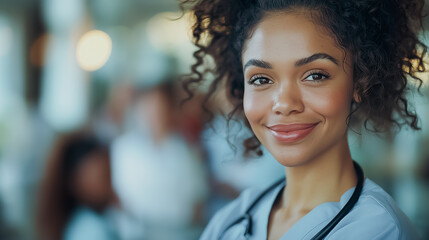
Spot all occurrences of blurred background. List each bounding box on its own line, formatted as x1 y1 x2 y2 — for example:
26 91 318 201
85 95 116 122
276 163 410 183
0 0 428 239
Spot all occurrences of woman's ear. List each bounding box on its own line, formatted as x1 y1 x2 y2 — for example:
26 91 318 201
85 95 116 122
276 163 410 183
353 91 361 103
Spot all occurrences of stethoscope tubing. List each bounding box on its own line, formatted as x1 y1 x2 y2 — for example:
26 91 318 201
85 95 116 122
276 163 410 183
217 161 364 240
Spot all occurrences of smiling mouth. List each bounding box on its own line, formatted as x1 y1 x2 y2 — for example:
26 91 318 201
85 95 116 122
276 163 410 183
267 123 319 143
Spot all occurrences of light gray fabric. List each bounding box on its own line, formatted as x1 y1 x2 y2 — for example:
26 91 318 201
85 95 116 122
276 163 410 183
200 178 420 240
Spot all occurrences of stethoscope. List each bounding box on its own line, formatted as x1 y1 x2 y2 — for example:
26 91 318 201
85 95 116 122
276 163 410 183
218 161 364 240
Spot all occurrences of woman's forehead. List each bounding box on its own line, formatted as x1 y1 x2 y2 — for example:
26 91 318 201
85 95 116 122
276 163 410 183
242 12 349 67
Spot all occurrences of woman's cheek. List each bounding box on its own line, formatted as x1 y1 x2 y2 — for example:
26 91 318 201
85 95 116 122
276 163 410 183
243 90 269 124
305 88 352 118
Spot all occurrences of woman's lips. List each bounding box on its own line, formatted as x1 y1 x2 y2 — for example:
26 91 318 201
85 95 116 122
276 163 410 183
267 123 319 143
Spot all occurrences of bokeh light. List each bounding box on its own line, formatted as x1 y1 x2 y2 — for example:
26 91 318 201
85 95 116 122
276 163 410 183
76 30 112 71
146 11 192 52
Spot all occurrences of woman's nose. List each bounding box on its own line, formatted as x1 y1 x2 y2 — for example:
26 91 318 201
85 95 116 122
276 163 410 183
272 82 304 116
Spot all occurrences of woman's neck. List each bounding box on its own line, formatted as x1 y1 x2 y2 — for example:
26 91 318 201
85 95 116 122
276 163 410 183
279 139 357 213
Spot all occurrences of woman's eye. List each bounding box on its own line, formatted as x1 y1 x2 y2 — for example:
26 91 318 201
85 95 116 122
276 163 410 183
304 72 330 82
248 76 273 86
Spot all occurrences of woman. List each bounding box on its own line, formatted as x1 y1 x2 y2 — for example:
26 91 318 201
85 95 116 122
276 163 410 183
111 81 208 239
36 132 118 240
180 0 426 239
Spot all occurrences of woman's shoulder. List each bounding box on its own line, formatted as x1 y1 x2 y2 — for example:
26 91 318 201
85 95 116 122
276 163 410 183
64 208 114 240
328 178 420 240
359 179 415 228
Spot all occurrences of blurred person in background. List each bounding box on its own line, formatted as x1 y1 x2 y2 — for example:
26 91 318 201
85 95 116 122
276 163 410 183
35 132 118 240
93 82 135 144
111 77 208 240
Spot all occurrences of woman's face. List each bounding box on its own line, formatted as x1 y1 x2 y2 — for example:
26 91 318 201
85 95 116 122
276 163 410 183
242 12 354 167
72 150 113 207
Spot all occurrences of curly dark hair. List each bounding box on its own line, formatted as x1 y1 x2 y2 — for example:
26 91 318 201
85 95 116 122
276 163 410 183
180 0 427 156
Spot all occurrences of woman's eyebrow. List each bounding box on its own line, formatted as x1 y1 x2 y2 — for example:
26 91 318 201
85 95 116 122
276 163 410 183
243 53 338 71
243 59 272 71
295 53 339 66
